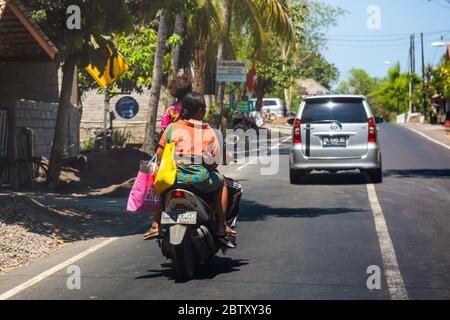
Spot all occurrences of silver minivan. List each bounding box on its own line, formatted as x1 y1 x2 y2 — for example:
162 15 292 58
289 95 382 184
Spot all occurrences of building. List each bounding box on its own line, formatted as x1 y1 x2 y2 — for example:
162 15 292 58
0 0 80 187
295 79 330 97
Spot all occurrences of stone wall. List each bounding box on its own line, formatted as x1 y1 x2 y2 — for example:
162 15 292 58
14 100 80 158
80 91 217 145
0 61 60 103
80 89 161 145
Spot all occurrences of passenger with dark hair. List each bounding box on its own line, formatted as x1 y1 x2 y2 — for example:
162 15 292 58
155 92 235 249
161 73 192 131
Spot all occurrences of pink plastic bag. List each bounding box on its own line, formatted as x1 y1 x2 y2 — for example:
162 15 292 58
127 158 161 213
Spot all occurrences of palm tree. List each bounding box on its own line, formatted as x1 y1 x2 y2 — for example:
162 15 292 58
186 0 222 94
142 12 168 154
215 0 295 127
141 1 218 153
167 13 185 106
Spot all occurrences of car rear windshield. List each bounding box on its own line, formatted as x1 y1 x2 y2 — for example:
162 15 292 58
263 100 278 106
301 98 368 123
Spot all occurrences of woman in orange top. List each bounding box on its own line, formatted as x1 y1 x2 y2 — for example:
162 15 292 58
156 92 235 249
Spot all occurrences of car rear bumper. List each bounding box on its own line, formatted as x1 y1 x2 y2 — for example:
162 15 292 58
289 143 381 170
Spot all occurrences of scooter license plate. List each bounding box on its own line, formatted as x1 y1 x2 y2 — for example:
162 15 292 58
161 211 197 225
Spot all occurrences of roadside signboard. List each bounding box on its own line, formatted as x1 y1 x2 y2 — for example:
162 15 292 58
116 96 139 119
236 101 253 113
85 47 129 91
216 60 247 83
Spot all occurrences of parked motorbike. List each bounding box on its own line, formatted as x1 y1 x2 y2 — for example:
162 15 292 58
158 134 240 281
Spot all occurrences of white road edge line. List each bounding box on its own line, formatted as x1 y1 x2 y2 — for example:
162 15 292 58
0 237 118 300
237 136 292 171
366 184 408 300
407 127 450 150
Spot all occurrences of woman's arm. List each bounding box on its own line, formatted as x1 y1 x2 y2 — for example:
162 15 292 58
156 146 164 163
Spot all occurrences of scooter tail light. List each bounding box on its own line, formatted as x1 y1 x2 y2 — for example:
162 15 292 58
174 191 185 199
293 118 302 144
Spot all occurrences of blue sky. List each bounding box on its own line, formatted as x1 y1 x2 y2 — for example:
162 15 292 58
320 0 450 87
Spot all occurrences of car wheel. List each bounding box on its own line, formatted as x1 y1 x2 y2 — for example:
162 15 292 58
290 169 307 184
367 168 383 184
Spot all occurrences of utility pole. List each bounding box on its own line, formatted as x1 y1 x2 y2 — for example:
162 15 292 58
409 34 413 114
421 33 427 121
412 34 416 112
103 91 110 152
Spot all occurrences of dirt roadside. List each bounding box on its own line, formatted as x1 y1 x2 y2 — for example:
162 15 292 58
0 149 152 274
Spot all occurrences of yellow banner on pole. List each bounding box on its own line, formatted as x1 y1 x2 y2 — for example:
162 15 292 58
85 48 129 91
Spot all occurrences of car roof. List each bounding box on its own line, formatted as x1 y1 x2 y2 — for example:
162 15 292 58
303 94 366 100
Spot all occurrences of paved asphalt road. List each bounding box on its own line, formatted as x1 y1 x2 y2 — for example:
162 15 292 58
1 124 449 300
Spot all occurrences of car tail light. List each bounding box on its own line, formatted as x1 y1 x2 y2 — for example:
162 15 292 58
293 119 302 144
174 191 185 199
368 117 377 143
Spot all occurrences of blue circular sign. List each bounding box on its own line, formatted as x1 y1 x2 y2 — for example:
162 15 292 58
116 96 139 119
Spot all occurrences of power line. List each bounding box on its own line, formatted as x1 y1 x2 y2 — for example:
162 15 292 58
327 29 450 39
326 31 449 44
326 38 437 48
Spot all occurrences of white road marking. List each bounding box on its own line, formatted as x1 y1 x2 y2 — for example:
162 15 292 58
237 136 292 171
407 128 450 150
0 237 118 300
366 184 409 300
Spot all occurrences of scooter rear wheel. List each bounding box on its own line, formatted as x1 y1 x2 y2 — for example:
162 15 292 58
172 233 195 281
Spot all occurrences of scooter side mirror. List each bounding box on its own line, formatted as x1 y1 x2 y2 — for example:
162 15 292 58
375 116 384 124
224 134 240 145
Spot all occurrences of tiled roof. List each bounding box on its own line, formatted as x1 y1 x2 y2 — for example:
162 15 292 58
0 0 58 61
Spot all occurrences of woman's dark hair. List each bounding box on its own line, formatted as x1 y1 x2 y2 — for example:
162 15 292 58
168 73 192 100
181 92 206 119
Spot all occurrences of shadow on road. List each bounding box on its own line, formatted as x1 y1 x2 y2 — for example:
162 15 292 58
0 193 149 242
293 172 369 186
383 169 450 179
136 257 249 283
239 199 365 222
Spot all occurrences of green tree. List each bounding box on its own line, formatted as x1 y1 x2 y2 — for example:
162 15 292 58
337 68 379 96
140 0 219 153
431 58 450 100
373 63 411 118
215 0 296 126
22 0 134 187
142 11 169 154
244 0 343 111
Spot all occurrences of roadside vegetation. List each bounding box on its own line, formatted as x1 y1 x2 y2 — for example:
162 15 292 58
20 0 346 187
337 55 450 123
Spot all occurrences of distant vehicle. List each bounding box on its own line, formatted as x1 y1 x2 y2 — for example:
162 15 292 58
250 98 285 117
288 94 383 184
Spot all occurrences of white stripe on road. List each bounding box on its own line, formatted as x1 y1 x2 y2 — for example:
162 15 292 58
366 184 408 300
0 237 118 300
237 136 292 171
408 128 450 150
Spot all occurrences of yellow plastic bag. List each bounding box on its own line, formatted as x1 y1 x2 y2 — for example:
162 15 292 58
154 125 177 195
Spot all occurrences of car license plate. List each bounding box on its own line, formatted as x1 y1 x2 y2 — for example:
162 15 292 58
322 136 347 147
161 211 197 225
